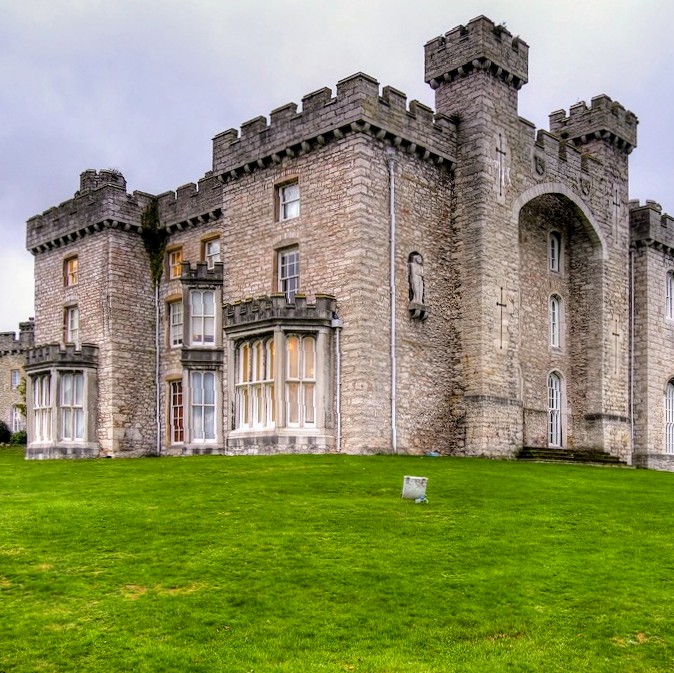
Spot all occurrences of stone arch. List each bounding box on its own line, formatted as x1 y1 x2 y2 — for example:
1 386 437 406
512 182 607 260
516 183 605 451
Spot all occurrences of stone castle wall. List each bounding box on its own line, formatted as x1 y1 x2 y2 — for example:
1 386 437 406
21 14 674 469
0 321 34 434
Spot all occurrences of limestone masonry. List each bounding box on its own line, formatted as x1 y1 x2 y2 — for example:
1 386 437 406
18 15 674 469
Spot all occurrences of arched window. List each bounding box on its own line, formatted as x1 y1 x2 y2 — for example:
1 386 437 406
286 335 316 428
665 381 674 454
548 232 561 272
548 372 563 447
549 295 561 348
666 272 674 320
236 338 275 430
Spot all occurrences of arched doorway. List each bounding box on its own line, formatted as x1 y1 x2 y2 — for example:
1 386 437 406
517 188 604 449
548 372 563 447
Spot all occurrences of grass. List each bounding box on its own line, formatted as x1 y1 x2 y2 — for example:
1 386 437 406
1 448 673 672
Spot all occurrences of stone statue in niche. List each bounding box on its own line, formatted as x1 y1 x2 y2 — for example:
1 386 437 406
408 251 428 320
409 252 424 303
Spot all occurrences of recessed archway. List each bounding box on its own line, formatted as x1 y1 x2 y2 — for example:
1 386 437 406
517 187 604 450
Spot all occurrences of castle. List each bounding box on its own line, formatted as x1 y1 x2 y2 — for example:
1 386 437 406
0 320 34 436
18 16 674 470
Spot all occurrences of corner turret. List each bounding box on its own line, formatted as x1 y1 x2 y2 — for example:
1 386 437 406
549 95 638 155
424 16 528 91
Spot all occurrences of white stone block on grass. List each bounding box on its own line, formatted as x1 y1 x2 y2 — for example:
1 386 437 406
401 475 428 500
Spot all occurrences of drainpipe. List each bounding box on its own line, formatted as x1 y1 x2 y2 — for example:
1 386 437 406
331 315 343 451
387 148 398 454
155 284 161 456
629 247 635 454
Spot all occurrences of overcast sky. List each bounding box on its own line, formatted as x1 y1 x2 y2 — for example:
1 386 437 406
1 0 672 334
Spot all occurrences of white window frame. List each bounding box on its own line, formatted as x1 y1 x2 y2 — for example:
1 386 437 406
666 381 674 454
285 335 316 429
204 238 221 269
12 405 24 433
236 338 275 430
64 256 78 287
666 271 674 320
549 295 561 348
168 249 183 280
549 232 561 273
190 371 216 443
33 374 52 442
60 371 84 441
169 301 183 347
64 306 79 344
11 369 20 390
170 380 184 444
548 372 563 447
278 248 300 303
190 290 216 346
279 182 300 221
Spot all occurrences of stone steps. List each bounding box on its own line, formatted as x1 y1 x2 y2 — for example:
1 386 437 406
516 446 628 466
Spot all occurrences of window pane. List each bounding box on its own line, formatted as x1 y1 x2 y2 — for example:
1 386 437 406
193 406 203 439
240 344 250 383
287 382 300 425
303 337 315 379
191 291 203 316
192 373 203 404
204 373 215 404
240 388 249 426
74 409 84 440
62 373 72 405
287 336 299 378
62 408 72 439
204 291 215 314
204 406 215 440
74 373 83 406
304 383 315 425
204 317 215 342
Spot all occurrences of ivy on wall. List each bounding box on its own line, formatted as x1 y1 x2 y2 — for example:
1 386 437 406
140 198 168 285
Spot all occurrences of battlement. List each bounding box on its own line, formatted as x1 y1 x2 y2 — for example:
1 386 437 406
424 15 529 90
224 294 337 332
78 169 127 194
0 318 35 355
630 200 674 250
180 261 224 284
24 343 99 370
26 170 153 254
212 73 456 182
156 172 223 232
549 95 638 154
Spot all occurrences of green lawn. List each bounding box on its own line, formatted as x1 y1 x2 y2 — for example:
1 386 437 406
1 448 673 672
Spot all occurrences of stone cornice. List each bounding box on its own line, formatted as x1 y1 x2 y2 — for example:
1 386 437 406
24 343 99 370
224 294 337 334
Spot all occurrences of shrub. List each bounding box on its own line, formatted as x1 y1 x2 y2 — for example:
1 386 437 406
9 430 27 446
0 421 10 444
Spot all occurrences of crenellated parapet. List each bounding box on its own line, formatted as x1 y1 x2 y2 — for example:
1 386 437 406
630 200 674 251
224 294 337 332
549 95 638 154
0 319 35 355
424 15 529 91
180 261 223 285
156 171 223 233
529 124 602 187
24 343 99 370
26 170 153 254
212 73 456 183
